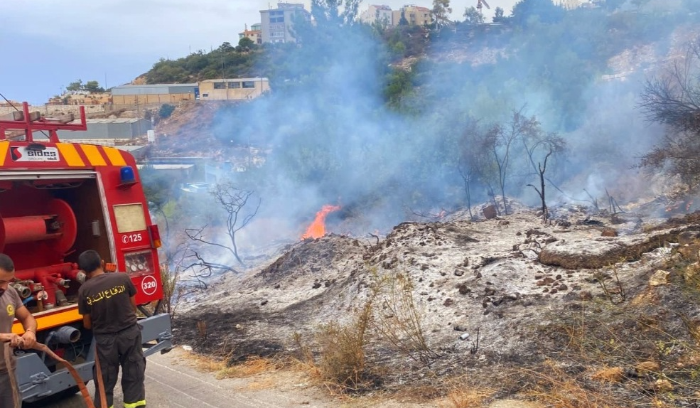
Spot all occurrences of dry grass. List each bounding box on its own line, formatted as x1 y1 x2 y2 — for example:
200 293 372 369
315 306 374 392
370 269 436 363
591 367 625 383
522 361 626 408
529 248 700 407
160 263 179 315
302 267 437 393
187 351 227 372
183 350 278 379
217 357 278 379
438 388 494 408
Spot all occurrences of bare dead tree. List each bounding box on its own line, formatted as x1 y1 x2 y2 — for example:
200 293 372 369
484 123 514 215
483 109 541 216
150 202 200 315
180 246 238 287
186 182 261 268
605 189 625 214
640 41 700 130
520 116 565 222
583 189 600 212
527 147 554 222
639 39 700 188
457 161 476 220
457 117 489 219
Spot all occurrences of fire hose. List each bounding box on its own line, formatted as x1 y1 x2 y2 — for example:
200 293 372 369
3 339 107 408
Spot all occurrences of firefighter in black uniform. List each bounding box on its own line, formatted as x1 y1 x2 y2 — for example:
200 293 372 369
78 250 146 408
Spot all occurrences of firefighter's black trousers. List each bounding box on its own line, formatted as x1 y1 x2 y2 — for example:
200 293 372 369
94 324 147 408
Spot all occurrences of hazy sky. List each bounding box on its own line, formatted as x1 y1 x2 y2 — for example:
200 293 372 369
0 0 518 104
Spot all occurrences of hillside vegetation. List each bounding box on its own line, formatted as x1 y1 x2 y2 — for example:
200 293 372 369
144 0 698 125
144 0 700 234
143 2 700 406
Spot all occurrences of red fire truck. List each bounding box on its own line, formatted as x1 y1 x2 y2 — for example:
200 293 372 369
1 103 172 403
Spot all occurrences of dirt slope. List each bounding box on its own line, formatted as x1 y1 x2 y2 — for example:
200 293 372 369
173 204 700 406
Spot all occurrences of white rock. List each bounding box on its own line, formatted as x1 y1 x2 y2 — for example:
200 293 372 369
649 270 670 286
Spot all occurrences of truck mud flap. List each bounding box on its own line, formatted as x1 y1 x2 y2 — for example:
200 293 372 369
140 313 173 357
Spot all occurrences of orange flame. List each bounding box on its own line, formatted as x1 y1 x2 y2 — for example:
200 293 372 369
301 205 341 239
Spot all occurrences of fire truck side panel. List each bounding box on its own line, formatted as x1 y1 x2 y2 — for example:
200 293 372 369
0 138 172 403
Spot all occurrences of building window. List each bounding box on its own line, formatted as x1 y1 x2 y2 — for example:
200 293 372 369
214 82 226 89
228 82 241 89
202 93 209 97
242 81 256 89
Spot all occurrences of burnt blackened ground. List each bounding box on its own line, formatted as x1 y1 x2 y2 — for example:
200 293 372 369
173 209 700 406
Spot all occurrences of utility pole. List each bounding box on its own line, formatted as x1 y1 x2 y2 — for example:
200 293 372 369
221 55 228 101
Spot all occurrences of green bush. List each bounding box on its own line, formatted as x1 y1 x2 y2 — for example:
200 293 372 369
159 104 175 119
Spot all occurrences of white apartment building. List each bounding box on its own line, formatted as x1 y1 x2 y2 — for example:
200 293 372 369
359 4 394 25
260 3 310 44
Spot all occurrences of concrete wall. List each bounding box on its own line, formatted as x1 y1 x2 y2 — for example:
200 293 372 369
111 93 195 105
56 119 151 140
199 79 270 100
111 84 197 96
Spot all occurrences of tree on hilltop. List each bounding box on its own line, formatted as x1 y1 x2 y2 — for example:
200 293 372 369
66 80 83 92
493 7 506 23
311 0 361 26
463 6 484 25
432 0 452 27
511 0 565 26
85 80 105 93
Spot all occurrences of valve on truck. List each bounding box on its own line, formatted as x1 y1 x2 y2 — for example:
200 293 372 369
11 282 31 298
0 198 80 308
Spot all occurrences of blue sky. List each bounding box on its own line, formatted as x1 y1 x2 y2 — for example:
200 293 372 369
0 0 516 105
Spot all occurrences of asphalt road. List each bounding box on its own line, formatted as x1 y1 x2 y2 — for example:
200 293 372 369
37 348 334 408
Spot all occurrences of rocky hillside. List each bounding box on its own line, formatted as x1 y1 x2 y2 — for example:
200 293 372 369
172 201 700 406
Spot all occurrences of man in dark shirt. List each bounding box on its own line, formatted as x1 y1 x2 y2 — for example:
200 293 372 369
78 250 146 408
0 253 37 408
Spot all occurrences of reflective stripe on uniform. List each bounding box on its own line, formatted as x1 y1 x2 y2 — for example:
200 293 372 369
124 400 146 408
